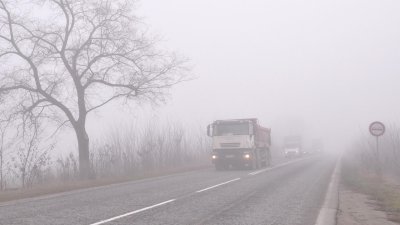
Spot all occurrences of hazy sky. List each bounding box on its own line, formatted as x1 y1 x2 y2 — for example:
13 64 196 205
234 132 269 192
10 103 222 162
61 0 400 152
112 0 397 144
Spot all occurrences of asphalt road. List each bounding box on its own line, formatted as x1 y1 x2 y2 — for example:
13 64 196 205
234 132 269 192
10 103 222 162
0 156 336 225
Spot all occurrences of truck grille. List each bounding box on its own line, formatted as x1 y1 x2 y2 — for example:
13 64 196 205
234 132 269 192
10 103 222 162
220 143 240 148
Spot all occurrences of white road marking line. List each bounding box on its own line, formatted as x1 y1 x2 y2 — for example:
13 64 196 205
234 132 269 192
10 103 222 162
196 178 241 193
89 157 312 225
89 199 176 225
248 158 308 176
249 168 270 176
314 159 340 225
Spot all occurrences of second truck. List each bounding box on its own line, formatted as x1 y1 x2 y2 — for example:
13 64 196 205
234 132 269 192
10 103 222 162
283 135 303 158
207 118 272 170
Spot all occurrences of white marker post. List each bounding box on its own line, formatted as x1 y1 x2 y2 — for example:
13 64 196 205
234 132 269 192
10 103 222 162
369 121 385 176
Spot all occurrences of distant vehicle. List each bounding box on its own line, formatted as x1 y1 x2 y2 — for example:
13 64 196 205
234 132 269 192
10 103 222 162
283 135 302 158
207 118 272 170
311 138 324 154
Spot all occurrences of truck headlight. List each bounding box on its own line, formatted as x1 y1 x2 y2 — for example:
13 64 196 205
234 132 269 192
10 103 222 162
244 154 250 159
212 155 217 159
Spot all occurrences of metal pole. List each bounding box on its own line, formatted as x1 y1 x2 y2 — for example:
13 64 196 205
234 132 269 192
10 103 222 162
376 136 381 177
376 136 379 157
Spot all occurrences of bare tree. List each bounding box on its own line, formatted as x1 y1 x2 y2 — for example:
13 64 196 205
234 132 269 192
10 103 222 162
0 0 187 178
0 112 14 190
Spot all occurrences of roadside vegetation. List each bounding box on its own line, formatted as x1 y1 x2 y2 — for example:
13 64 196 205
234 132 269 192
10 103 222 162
342 123 400 223
0 119 211 202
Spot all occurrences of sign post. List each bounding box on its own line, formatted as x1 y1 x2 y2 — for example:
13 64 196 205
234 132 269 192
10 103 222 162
369 121 385 176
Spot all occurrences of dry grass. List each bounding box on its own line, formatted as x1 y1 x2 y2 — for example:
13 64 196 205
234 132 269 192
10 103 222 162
341 161 400 223
0 164 210 203
381 178 400 223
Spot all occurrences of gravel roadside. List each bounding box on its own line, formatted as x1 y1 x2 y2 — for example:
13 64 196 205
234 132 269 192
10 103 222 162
337 184 399 225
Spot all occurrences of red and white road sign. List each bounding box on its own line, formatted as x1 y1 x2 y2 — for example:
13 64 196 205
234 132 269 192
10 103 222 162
369 121 385 137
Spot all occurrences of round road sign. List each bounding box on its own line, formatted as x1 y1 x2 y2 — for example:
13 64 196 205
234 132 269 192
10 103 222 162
369 121 385 137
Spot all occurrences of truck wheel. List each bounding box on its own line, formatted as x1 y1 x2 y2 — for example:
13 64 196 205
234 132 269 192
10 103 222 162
261 149 267 167
257 155 261 169
251 151 260 170
266 151 272 167
251 159 257 170
262 158 267 167
215 163 223 171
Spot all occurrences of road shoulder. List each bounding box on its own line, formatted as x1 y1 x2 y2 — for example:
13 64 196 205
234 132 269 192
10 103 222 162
337 184 399 225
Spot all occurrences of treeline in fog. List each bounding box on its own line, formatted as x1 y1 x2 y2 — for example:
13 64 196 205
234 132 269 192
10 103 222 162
0 119 210 190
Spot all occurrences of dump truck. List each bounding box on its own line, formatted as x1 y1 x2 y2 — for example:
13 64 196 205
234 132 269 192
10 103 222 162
207 118 271 170
283 135 302 158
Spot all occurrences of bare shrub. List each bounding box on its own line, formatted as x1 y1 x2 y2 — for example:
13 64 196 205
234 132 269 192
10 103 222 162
56 152 79 182
89 120 210 179
345 123 400 179
0 118 210 187
9 123 53 188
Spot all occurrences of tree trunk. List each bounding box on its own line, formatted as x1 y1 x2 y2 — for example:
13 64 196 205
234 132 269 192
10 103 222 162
0 149 3 191
75 123 90 179
75 82 90 179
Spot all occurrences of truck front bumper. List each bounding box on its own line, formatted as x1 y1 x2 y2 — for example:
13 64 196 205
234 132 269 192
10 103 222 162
212 149 254 168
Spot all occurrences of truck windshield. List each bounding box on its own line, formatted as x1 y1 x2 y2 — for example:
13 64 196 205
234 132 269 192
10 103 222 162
214 123 249 136
285 143 299 148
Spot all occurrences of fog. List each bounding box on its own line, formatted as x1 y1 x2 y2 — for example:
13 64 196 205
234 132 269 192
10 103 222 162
81 0 400 153
0 0 400 222
1 1 400 222
4 0 400 155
